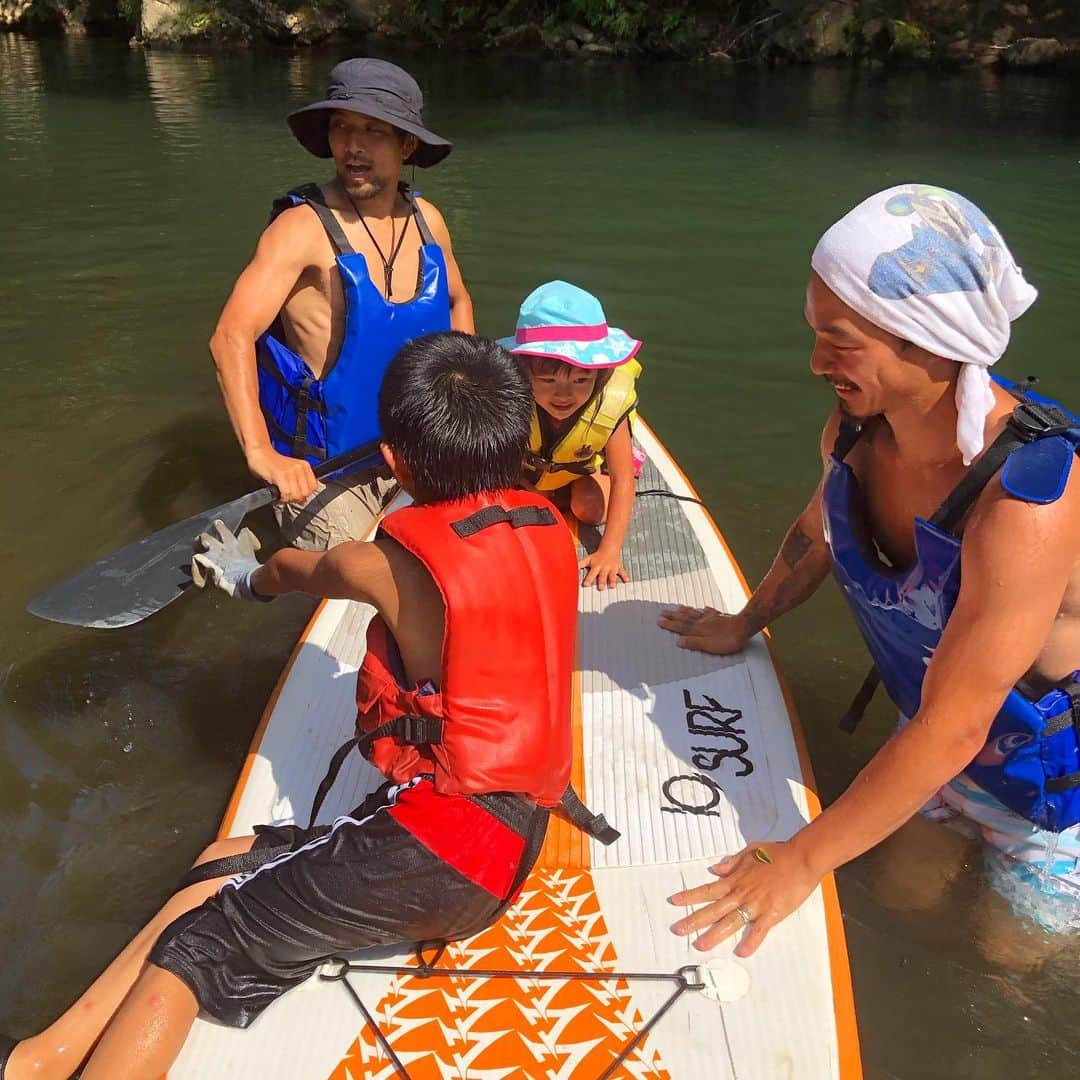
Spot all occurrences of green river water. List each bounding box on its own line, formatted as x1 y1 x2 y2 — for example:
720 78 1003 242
1 33 1078 1078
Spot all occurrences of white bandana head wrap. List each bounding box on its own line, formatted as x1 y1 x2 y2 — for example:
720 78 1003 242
810 184 1038 464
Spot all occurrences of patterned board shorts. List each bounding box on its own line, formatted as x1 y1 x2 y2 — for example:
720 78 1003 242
922 773 1080 933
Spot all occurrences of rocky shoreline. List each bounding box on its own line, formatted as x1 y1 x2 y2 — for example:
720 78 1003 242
2 1 1078 74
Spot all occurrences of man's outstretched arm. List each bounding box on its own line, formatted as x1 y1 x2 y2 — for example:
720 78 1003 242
658 412 840 653
669 472 1080 956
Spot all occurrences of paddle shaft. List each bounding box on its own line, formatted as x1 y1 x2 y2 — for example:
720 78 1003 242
26 439 384 629
211 436 387 528
252 438 386 511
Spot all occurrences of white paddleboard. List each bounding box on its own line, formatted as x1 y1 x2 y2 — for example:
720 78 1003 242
169 416 861 1079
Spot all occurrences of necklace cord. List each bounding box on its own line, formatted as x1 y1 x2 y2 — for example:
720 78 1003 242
347 191 413 298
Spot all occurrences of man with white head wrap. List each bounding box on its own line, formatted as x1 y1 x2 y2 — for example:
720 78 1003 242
811 184 1038 464
660 185 1080 963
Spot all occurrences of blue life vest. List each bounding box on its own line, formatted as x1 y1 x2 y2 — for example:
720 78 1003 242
256 183 451 465
823 375 1080 832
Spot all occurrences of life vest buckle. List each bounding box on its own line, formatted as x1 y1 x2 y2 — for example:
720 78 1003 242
1010 401 1074 442
523 450 554 473
398 714 443 746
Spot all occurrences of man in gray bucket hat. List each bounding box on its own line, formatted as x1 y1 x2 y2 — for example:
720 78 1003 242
209 58 474 550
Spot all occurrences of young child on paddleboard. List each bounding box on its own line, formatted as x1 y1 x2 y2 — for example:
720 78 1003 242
0 332 582 1080
499 280 643 590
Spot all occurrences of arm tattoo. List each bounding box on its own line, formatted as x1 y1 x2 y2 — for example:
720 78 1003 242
780 525 813 570
740 524 827 635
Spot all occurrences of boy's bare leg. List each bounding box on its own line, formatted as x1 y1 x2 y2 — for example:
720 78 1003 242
6 835 256 1080
80 965 199 1080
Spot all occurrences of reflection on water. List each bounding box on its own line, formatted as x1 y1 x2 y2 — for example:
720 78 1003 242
0 36 46 154
1 36 1078 1077
144 51 214 154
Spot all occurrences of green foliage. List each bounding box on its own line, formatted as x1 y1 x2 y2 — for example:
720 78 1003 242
568 0 648 41
890 17 930 57
116 0 140 23
186 9 211 32
409 1 705 46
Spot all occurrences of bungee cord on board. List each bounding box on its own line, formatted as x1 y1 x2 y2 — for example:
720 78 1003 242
319 940 710 1080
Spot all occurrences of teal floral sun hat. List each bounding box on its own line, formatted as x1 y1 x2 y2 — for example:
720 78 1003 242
498 281 641 368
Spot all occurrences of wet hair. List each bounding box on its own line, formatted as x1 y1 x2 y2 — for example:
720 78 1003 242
379 331 533 502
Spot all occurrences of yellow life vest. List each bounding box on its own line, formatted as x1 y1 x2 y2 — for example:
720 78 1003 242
524 359 641 492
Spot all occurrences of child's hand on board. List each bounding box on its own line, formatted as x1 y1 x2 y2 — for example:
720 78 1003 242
579 549 629 590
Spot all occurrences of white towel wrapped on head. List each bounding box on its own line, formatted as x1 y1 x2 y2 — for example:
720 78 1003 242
811 185 1038 465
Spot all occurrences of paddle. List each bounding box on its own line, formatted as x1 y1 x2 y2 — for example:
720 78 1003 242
26 440 384 630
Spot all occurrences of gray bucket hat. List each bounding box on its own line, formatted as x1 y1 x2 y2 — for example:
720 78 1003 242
287 58 451 168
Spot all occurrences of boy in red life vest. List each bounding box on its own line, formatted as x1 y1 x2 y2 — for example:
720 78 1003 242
0 332 578 1080
499 281 644 591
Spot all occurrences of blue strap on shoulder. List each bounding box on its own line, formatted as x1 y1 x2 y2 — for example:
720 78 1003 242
1002 434 1077 504
999 400 1080 505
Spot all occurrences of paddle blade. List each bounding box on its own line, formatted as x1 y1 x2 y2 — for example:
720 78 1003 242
26 490 272 629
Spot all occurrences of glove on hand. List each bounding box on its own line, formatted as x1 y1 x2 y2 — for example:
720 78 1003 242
192 520 272 602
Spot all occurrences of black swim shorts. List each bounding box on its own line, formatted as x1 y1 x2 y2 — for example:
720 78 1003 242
151 776 546 1028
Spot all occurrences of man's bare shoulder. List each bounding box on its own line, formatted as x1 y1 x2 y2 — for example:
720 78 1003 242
255 202 327 266
966 449 1080 563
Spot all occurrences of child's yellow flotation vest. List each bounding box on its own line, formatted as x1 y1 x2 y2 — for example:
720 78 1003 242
524 359 641 492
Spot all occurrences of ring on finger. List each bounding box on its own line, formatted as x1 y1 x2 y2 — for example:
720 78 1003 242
735 905 753 926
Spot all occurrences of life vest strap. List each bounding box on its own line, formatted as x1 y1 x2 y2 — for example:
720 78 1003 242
837 667 882 734
832 418 863 461
558 784 621 846
308 715 445 830
255 348 330 462
175 844 294 891
305 199 356 256
262 403 328 463
523 450 596 479
309 722 618 847
450 503 558 538
286 182 435 256
838 407 1052 734
400 184 438 247
292 375 322 462
1044 680 1080 793
928 421 1027 535
1046 773 1080 793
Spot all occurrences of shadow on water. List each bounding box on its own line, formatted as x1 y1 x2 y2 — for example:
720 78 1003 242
0 584 316 1031
0 404 308 1029
133 411 263 532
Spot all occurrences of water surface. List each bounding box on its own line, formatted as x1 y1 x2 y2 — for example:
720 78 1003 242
1 35 1078 1077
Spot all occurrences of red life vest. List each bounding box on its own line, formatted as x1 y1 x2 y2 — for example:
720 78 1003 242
354 489 577 807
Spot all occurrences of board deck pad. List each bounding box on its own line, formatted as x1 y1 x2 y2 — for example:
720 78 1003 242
169 418 860 1079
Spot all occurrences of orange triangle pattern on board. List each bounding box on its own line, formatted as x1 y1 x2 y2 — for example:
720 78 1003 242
327 867 672 1080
